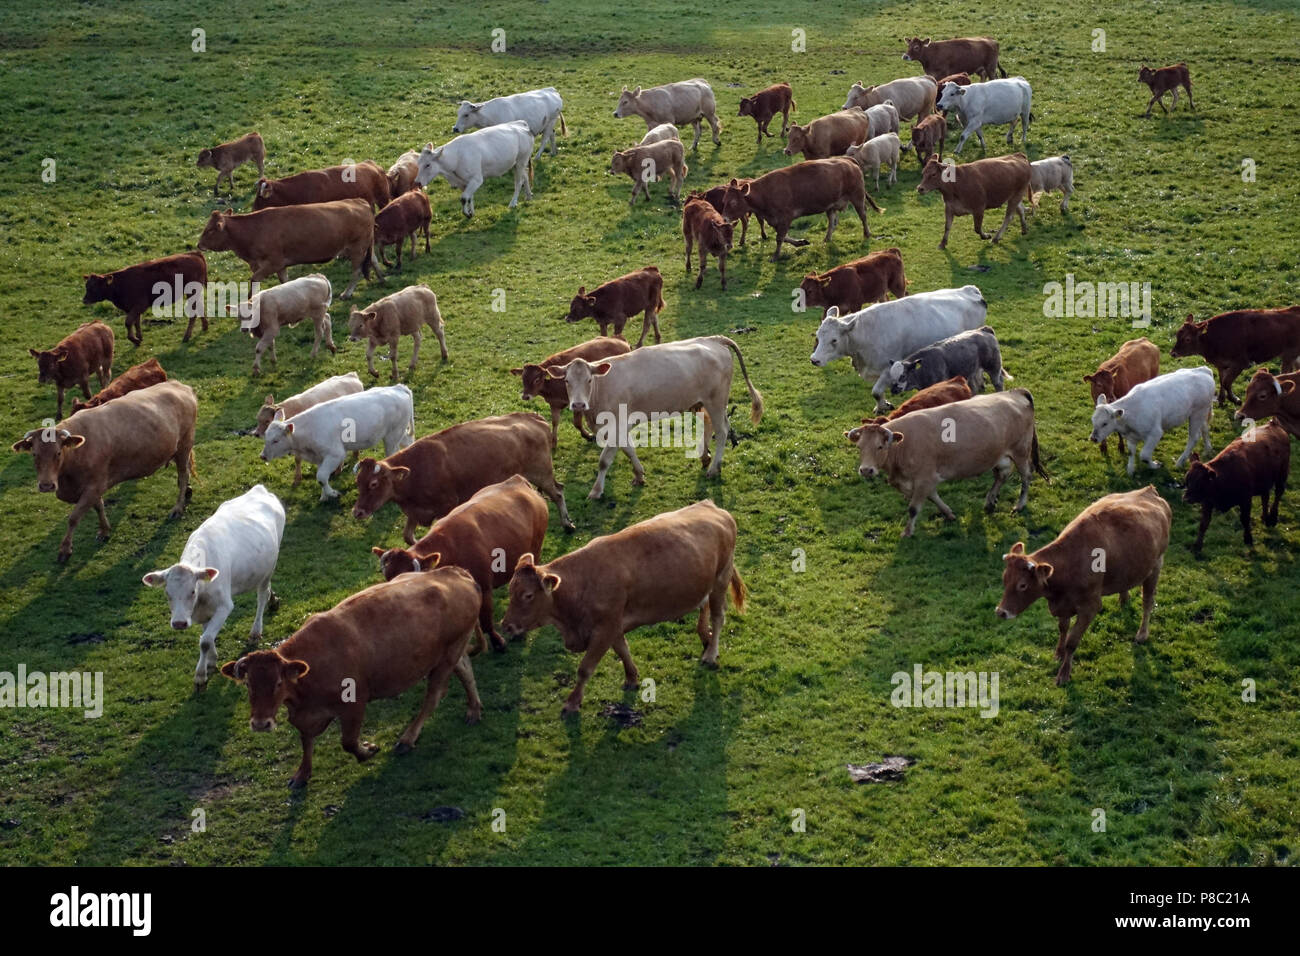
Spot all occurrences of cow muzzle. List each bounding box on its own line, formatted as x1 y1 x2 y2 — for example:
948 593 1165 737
995 606 1015 620
171 620 191 630
569 401 587 413
250 717 275 732
38 480 57 493
352 504 371 519
858 466 877 478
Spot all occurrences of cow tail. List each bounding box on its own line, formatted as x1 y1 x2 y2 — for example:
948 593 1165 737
188 448 198 482
527 155 534 185
864 189 884 213
719 336 764 424
1031 426 1050 482
790 97 797 113
998 63 1007 79
729 565 747 613
559 111 568 136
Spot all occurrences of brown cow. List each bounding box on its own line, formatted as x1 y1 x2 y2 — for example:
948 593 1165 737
220 566 483 788
1171 308 1300 406
857 375 972 426
903 114 947 165
784 109 872 160
1083 337 1160 455
373 189 432 271
916 153 1030 250
196 132 265 196
510 336 633 448
347 284 447 381
29 322 114 419
373 475 548 652
722 158 883 261
11 381 197 562
83 251 208 346
565 267 664 348
903 37 1005 82
1184 421 1290 552
197 198 382 299
1235 367 1300 437
610 140 688 206
799 248 907 317
500 500 745 715
738 83 796 144
1138 63 1194 117
996 486 1172 685
682 196 734 290
387 149 420 197
937 72 973 91
351 411 574 542
700 181 768 246
72 358 166 413
252 161 391 211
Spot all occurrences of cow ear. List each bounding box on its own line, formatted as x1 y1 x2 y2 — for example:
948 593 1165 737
1188 452 1200 464
592 362 612 376
425 552 442 570
28 348 40 358
371 546 386 556
201 568 219 582
887 430 904 446
11 431 36 453
1082 374 1093 383
509 367 523 376
1034 563 1054 586
62 433 85 449
825 306 840 319
577 286 586 295
220 658 247 682
541 572 561 593
515 553 536 570
546 364 569 379
1113 408 1125 419
727 178 738 188
632 86 641 95
1094 394 1107 408
283 659 310 681
1007 541 1027 558
264 393 275 405
390 466 411 484
845 427 862 443
142 570 168 587
283 422 294 434
1282 381 1296 396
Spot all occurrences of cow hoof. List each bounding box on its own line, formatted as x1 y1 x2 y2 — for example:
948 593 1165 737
622 680 640 691
394 741 413 755
560 705 580 719
287 777 308 790
56 551 71 564
700 658 719 671
491 639 508 654
465 710 481 726
563 521 576 533
587 489 603 500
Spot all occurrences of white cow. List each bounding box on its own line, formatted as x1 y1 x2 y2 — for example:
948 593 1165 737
937 77 1033 155
260 384 414 500
452 87 566 161
614 80 721 151
143 484 285 689
1028 155 1074 213
864 101 901 138
1090 366 1215 476
810 286 988 412
845 132 901 190
640 123 681 145
549 336 763 498
415 120 534 218
225 273 334 375
254 371 366 483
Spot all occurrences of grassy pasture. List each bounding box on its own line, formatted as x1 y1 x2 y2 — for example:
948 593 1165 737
0 0 1297 865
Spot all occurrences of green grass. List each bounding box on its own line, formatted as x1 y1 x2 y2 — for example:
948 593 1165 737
1 0 1298 866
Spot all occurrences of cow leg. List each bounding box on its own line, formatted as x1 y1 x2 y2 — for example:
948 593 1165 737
824 209 839 243
1053 616 1070 661
288 716 332 789
562 637 614 716
54 385 65 420
611 635 640 690
705 404 728 477
251 336 269 375
684 232 694 273
364 340 380 378
509 163 529 209
339 706 379 761
1139 430 1164 471
1175 423 1201 469
706 110 722 145
477 589 507 652
938 207 954 250
171 446 192 518
1239 498 1254 546
588 444 618 499
547 407 563 449
689 119 703 151
530 465 574 530
902 492 928 538
621 442 647 486
971 208 990 240
738 213 748 246
991 203 1018 243
403 330 421 378
985 459 1012 511
1056 603 1099 685
703 581 727 667
770 225 788 261
1220 365 1243 405
1269 471 1286 525
290 456 303 487
1135 561 1161 644
755 121 763 146
975 127 987 153
58 491 104 562
696 251 708 289
717 250 726 290
247 578 273 642
195 601 233 689
462 176 483 217
316 454 344 501
1185 83 1195 111
929 488 957 522
853 196 870 238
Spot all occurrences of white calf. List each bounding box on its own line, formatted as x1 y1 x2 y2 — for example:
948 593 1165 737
1089 366 1215 475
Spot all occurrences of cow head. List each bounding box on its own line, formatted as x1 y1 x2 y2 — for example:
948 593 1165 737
415 143 446 188
12 428 85 493
1181 453 1219 506
843 82 871 111
783 124 808 156
935 82 965 113
1236 368 1293 422
347 307 378 341
82 273 114 305
511 363 551 401
196 209 233 252
195 148 214 169
29 347 71 385
352 457 408 519
500 553 560 639
1082 369 1117 405
1170 314 1207 358
810 308 856 367
371 545 433 580
798 274 830 308
613 86 641 119
253 394 281 438
720 179 752 221
902 37 931 62
887 359 923 394
1138 65 1155 85
547 358 610 413
220 650 310 732
259 419 295 462
737 96 755 118
844 421 902 479
566 286 596 323
609 150 633 176
1089 395 1123 444
142 564 220 630
711 218 735 251
916 155 952 194
995 542 1051 620
452 100 483 133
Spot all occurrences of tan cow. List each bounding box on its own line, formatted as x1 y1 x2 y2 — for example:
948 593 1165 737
846 388 1047 536
681 195 734 289
916 153 1031 250
500 500 745 715
610 140 688 206
843 76 937 122
512 337 634 448
347 284 447 381
196 132 265 196
12 381 197 562
1083 337 1160 456
996 486 1172 685
225 273 335 375
254 371 365 483
784 109 872 160
845 133 901 191
386 149 420 197
252 161 391 212
614 80 721 150
29 321 114 419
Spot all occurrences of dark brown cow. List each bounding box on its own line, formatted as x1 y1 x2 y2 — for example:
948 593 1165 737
1138 63 1194 117
682 196 734 290
857 375 972 426
784 109 872 160
196 132 265 196
903 37 1005 82
1235 367 1300 437
799 248 907 316
916 153 1030 250
82 252 208 346
29 322 114 419
1184 421 1290 552
904 114 947 165
565 267 664 348
936 72 973 91
510 336 633 448
72 358 167 413
372 474 548 652
11 381 196 562
996 485 1172 685
196 198 382 299
373 189 432 271
738 83 796 144
500 500 745 715
252 161 391 211
1083 337 1160 455
220 566 483 788
700 181 768 246
351 411 574 542
1171 308 1300 406
721 158 883 261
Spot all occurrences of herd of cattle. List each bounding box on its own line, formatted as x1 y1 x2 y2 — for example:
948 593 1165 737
15 36 1300 787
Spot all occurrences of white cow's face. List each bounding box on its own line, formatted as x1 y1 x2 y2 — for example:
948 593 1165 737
260 420 295 462
1089 397 1122 443
452 101 481 133
936 83 964 112
415 144 445 188
886 361 909 393
549 358 611 413
613 86 641 118
811 313 855 367
142 564 219 629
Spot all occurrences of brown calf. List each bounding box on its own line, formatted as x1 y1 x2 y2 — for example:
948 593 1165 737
565 267 664 347
1138 63 1194 117
196 132 265 196
511 336 633 448
72 358 166 413
682 196 734 290
1083 337 1160 455
903 37 1005 82
904 114 947 165
799 248 907 317
373 189 432 271
30 321 114 419
1184 421 1290 552
738 83 796 144
916 153 1030 250
83 251 208 346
